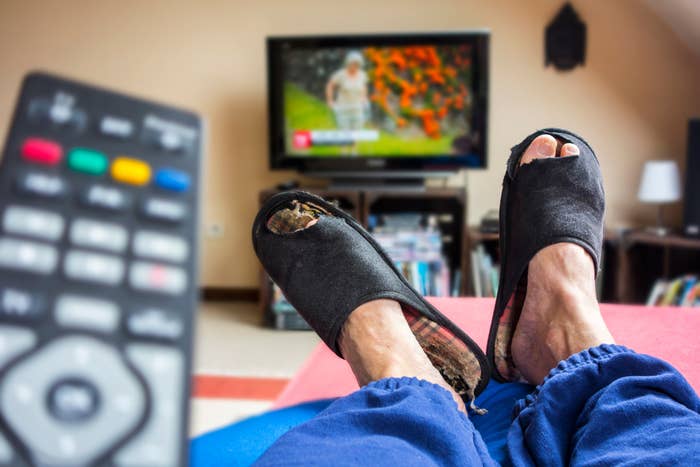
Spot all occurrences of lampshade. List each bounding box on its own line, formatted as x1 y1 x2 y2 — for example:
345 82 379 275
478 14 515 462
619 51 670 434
637 160 682 203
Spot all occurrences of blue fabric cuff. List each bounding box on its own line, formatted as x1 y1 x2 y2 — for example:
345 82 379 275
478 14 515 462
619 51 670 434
366 376 452 392
365 376 470 415
514 344 633 414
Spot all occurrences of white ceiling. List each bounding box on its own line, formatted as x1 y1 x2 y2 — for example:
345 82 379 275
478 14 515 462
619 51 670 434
643 0 700 59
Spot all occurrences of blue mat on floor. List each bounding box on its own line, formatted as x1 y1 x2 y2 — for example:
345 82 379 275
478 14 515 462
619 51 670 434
190 380 532 466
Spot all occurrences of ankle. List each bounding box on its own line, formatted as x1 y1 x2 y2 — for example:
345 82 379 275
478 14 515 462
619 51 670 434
338 300 468 412
541 283 612 361
512 244 615 384
338 300 426 383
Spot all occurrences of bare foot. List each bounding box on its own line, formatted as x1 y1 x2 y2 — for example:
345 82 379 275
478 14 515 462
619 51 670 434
338 299 468 413
510 135 615 385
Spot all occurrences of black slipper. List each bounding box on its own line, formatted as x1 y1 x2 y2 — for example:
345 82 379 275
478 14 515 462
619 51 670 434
486 128 605 382
252 190 490 407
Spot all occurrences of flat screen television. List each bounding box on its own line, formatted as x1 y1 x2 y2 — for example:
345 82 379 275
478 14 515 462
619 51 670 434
268 31 489 179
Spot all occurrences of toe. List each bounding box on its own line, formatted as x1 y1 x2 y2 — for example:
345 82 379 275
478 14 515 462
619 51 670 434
267 201 323 234
560 143 580 157
520 134 557 166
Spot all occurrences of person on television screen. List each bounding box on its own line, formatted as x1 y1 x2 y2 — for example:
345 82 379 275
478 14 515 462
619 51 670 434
325 51 369 155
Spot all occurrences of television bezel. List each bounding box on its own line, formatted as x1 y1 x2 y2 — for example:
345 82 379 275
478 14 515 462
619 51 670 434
267 31 490 174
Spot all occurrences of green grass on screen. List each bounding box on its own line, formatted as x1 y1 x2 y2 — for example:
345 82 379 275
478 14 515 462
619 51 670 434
284 83 454 157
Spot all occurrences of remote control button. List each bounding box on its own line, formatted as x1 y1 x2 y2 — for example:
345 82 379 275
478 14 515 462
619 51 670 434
70 218 128 253
0 288 44 322
21 138 63 165
133 231 188 263
0 238 57 275
127 308 183 341
99 116 134 139
115 344 183 467
16 172 67 199
81 184 130 212
0 323 37 465
64 250 125 286
68 148 108 175
0 335 146 467
129 262 187 295
27 95 87 132
0 325 36 368
154 168 190 193
0 434 12 464
159 131 183 151
48 378 100 423
0 326 37 464
143 114 197 155
142 198 186 223
3 205 64 241
111 157 151 186
55 295 120 333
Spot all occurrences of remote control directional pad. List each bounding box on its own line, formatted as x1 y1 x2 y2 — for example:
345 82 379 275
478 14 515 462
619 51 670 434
0 336 147 466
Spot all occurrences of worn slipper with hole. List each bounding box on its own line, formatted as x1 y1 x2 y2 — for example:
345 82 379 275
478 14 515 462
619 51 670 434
487 128 605 382
252 191 490 409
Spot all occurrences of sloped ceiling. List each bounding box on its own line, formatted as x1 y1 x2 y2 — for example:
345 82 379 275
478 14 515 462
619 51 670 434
643 0 700 59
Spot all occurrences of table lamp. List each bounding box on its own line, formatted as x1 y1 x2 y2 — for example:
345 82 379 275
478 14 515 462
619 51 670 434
637 160 682 236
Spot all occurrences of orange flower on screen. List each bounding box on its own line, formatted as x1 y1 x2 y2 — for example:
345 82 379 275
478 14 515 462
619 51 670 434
366 44 470 138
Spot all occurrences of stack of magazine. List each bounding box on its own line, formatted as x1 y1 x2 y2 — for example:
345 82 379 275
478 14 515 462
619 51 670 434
370 213 453 297
646 275 700 307
471 244 499 297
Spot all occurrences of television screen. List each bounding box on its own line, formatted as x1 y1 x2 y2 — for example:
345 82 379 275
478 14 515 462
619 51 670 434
268 32 489 174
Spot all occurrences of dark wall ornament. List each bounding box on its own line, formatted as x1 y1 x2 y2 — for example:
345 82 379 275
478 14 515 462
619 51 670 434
545 2 586 71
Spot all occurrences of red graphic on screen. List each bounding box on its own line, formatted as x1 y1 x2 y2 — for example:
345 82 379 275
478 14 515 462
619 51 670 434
292 131 312 149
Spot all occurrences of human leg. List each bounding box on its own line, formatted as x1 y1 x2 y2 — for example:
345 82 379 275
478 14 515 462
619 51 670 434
500 131 700 465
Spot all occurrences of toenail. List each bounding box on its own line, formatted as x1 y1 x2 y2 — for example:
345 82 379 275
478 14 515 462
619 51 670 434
536 137 557 157
562 144 580 156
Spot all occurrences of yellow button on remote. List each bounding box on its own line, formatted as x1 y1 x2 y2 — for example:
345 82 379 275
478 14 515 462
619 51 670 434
111 157 151 186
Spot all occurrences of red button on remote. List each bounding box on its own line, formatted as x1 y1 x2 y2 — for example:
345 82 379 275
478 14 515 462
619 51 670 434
21 138 63 165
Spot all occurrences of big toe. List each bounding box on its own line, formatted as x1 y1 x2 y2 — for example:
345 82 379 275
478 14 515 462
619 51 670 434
520 134 557 166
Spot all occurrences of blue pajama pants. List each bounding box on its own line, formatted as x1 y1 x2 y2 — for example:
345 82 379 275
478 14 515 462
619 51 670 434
255 345 700 466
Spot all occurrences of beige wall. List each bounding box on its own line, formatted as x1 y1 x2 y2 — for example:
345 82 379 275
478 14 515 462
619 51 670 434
1 0 699 288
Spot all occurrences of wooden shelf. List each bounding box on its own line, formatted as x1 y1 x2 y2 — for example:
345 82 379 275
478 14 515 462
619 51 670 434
622 231 700 249
464 227 700 304
615 229 700 303
467 227 499 242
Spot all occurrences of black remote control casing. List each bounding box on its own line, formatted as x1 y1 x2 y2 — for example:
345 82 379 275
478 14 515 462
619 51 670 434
0 72 202 466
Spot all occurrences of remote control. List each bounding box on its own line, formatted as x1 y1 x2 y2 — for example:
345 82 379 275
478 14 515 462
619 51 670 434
0 72 203 466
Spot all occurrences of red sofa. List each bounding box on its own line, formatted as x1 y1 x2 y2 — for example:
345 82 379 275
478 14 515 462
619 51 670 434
274 298 700 407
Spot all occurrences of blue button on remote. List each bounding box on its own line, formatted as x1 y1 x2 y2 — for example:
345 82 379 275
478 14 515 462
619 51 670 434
154 168 190 192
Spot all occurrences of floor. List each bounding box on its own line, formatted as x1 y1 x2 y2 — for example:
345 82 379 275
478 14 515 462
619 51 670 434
189 301 319 437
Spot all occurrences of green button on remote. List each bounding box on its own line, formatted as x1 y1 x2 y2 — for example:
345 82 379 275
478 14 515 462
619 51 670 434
68 148 108 175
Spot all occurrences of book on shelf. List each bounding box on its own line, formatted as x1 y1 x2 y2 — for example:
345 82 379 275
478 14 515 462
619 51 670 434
471 244 499 298
370 213 454 297
470 250 483 297
646 275 699 307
